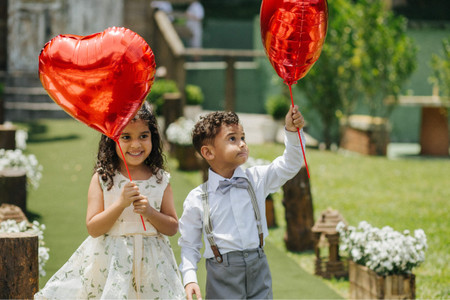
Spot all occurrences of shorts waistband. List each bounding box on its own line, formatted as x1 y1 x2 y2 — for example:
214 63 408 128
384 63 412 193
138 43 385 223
208 248 265 266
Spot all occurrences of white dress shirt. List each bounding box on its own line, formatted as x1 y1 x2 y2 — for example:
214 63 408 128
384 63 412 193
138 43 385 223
178 129 305 285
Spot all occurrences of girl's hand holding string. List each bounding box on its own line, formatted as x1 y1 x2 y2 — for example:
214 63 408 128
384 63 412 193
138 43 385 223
119 182 144 208
133 196 153 218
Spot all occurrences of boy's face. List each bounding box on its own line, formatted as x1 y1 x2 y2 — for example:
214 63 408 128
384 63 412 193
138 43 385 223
207 123 249 171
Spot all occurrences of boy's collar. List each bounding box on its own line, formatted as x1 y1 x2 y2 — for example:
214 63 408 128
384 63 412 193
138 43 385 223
207 167 248 192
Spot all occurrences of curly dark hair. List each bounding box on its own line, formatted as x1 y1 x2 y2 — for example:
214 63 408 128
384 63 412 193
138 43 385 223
95 102 166 190
192 111 240 155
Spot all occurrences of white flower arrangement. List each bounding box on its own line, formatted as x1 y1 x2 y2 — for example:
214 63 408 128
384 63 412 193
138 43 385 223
337 221 427 276
165 117 196 146
0 219 50 277
15 129 28 150
0 149 43 190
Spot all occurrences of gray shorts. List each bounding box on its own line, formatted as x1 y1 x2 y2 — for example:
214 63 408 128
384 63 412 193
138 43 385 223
205 248 273 299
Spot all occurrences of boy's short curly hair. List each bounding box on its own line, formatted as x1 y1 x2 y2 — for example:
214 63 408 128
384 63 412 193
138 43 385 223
192 111 240 154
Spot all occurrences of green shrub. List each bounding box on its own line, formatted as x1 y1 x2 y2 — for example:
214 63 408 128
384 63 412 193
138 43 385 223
185 84 204 105
147 79 179 115
265 94 291 120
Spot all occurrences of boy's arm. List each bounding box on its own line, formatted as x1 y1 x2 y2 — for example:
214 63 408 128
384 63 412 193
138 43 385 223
178 190 203 286
255 106 305 195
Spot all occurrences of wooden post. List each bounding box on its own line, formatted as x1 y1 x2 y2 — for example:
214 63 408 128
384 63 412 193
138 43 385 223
282 166 314 251
0 232 39 299
224 56 236 112
0 124 16 150
0 169 27 213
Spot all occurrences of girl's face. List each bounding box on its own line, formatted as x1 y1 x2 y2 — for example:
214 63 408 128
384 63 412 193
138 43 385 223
115 119 152 170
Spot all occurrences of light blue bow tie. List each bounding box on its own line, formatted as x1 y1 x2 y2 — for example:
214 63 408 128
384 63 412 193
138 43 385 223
218 177 248 194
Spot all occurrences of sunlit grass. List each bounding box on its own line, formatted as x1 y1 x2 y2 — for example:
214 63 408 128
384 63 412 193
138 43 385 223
250 142 450 299
21 119 448 298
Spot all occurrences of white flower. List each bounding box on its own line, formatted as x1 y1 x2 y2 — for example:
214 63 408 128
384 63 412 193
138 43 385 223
0 219 49 277
0 149 43 190
15 129 28 150
166 117 196 145
336 221 427 275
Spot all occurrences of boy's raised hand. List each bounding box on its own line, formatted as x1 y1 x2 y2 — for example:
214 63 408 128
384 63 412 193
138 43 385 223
285 105 305 132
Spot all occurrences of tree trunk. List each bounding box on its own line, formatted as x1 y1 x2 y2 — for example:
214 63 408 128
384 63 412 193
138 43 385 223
282 166 315 251
0 169 27 213
265 194 277 228
0 232 39 299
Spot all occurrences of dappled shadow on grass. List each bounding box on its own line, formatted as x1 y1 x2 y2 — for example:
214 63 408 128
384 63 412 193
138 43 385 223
21 120 80 143
387 143 450 160
396 153 450 160
27 134 80 143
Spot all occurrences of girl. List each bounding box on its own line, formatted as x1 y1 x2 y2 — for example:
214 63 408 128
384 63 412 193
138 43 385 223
35 102 185 299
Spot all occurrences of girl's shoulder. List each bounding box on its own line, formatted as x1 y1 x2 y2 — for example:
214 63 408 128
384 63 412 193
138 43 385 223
158 168 170 184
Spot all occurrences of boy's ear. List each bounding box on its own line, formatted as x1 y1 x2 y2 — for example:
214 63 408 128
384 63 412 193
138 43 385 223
200 145 214 161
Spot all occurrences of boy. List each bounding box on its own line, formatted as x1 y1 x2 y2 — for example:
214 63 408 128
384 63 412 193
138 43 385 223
178 106 305 299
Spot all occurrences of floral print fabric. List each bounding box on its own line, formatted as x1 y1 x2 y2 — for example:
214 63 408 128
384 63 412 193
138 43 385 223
35 171 185 299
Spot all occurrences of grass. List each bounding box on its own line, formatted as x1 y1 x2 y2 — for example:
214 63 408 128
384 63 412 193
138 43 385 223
250 143 450 299
20 119 448 299
22 119 339 299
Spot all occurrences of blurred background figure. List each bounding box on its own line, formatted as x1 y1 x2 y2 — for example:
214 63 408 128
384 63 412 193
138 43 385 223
185 1 204 48
151 1 174 21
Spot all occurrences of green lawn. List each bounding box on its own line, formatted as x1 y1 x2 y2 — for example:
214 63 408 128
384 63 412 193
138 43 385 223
21 119 448 299
23 119 339 299
250 143 450 299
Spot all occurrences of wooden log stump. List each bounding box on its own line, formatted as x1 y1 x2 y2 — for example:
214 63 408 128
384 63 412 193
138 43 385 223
0 169 27 213
282 166 314 251
340 115 390 156
163 92 182 134
349 260 415 299
174 144 201 171
0 232 39 299
0 124 17 150
420 107 449 156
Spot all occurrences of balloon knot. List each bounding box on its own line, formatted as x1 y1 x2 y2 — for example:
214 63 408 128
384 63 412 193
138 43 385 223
284 80 298 86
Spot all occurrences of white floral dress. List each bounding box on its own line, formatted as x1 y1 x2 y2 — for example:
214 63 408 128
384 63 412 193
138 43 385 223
35 171 185 300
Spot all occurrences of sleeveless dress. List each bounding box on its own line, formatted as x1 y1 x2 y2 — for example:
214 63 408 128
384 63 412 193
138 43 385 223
35 170 185 300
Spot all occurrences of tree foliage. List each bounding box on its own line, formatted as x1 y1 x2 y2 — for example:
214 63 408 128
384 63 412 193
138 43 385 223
430 38 450 102
298 0 417 147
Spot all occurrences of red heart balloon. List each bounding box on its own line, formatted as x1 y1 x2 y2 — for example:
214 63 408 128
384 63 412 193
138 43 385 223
39 27 156 141
260 0 328 85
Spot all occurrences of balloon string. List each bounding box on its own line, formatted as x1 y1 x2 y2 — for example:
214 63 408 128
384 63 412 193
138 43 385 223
116 141 147 231
288 84 310 179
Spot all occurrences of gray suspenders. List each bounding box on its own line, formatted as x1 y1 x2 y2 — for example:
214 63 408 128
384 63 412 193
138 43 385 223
201 178 264 263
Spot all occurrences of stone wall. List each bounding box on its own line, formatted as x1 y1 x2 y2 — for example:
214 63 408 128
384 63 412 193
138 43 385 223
0 1 7 72
4 0 129 121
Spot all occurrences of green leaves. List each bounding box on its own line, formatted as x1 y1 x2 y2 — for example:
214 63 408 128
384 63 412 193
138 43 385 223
298 0 417 147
